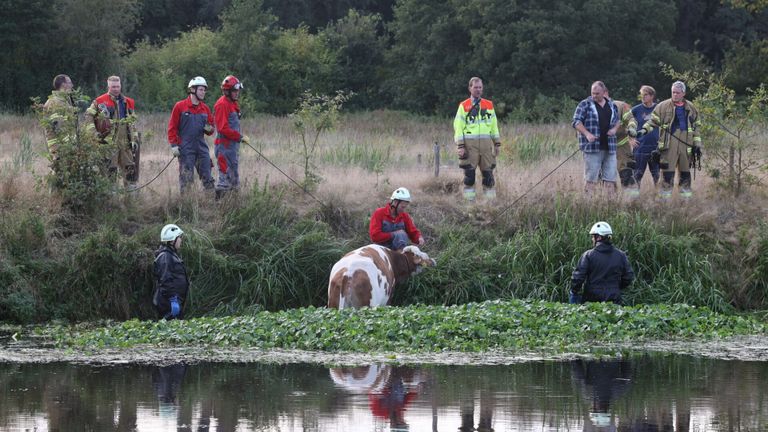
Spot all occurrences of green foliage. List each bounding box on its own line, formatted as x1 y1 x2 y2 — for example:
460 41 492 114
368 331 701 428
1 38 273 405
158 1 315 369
402 198 731 313
290 91 351 190
33 90 115 213
53 300 767 352
723 40 768 93
266 27 339 114
321 10 388 109
124 28 223 111
385 0 698 116
662 64 768 195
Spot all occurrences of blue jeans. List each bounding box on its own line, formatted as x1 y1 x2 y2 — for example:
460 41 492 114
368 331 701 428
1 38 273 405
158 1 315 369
633 150 660 185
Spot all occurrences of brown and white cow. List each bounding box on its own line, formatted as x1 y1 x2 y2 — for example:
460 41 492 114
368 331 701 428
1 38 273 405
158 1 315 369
327 244 436 309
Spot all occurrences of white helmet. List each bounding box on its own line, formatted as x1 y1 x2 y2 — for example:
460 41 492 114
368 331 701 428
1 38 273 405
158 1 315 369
161 224 184 242
188 76 208 89
390 187 411 202
589 221 613 237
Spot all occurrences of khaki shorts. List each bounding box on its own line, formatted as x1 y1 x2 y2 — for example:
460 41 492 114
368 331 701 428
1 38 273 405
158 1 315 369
460 138 496 170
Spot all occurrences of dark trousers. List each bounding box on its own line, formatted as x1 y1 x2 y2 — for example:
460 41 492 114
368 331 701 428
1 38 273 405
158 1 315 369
633 150 660 185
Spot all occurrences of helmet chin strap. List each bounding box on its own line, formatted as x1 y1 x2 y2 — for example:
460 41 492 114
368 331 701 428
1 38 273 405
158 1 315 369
390 199 401 215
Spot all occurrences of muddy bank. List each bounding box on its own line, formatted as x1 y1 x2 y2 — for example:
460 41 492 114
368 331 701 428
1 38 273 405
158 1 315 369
3 335 768 366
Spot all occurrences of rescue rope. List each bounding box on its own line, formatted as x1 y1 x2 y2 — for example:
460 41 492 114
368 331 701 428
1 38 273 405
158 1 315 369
241 141 329 209
469 147 581 237
118 156 176 194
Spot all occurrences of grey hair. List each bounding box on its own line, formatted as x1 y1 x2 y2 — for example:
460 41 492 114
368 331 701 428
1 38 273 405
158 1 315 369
591 81 607 91
672 81 686 93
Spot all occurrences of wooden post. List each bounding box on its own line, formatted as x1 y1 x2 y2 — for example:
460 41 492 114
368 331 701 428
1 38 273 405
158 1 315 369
417 153 422 165
434 141 440 177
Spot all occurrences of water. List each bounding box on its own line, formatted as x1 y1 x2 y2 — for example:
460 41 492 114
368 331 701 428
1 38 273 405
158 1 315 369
1 355 767 431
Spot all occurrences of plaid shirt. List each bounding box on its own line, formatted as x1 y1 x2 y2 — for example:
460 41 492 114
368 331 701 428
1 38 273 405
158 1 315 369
572 97 619 153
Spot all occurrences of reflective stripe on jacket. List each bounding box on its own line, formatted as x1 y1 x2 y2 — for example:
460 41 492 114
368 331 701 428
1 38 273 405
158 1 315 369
453 98 501 147
641 99 701 150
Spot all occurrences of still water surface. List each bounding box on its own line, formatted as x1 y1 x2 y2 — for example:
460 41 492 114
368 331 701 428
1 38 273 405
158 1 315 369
1 355 767 431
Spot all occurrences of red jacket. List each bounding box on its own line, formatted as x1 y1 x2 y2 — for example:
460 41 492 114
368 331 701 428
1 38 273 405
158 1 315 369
214 95 242 145
369 205 422 245
95 93 135 119
167 97 213 146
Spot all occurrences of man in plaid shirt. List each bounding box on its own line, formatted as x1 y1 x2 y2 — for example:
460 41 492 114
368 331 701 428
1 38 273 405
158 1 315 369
572 81 620 195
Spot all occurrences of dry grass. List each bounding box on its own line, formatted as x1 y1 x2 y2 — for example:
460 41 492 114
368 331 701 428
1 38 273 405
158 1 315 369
2 111 766 234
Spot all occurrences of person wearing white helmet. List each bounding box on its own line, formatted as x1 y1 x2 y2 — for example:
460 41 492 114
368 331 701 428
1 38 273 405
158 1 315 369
152 224 190 319
167 76 216 193
369 187 425 250
570 221 634 304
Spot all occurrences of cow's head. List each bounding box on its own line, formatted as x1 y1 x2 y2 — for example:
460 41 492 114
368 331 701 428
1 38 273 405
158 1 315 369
401 246 436 275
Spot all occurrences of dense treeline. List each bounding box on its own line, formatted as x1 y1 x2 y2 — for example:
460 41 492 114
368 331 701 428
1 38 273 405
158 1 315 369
1 0 767 117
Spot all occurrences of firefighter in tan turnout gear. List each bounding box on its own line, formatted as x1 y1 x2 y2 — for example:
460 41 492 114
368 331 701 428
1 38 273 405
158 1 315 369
636 81 702 199
86 76 140 188
453 77 502 201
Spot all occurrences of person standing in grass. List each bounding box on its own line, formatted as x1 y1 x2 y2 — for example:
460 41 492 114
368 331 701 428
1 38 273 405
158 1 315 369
42 74 75 176
572 81 620 196
636 81 702 200
632 85 661 187
608 93 640 198
167 76 215 193
153 224 190 320
570 221 634 305
453 77 502 202
86 76 139 189
369 187 425 250
213 75 249 200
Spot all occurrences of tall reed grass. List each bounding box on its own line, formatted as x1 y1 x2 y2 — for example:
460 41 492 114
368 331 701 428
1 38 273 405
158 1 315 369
1 111 767 323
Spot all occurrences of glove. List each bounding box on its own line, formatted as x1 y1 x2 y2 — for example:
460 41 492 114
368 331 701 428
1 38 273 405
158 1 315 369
651 149 661 164
569 291 582 304
627 128 637 138
635 128 647 138
170 145 181 157
693 145 702 158
203 123 214 134
240 135 250 145
170 296 181 317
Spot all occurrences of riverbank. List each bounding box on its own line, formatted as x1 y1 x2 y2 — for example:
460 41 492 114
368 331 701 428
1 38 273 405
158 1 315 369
3 300 766 365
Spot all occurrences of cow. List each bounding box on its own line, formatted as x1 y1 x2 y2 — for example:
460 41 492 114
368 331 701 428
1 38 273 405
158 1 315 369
327 244 436 309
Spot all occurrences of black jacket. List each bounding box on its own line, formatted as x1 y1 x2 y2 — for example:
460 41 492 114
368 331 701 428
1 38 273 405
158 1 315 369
571 242 634 304
153 245 189 316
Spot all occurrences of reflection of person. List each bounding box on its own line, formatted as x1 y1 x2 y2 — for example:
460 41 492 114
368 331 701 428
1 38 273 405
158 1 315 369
329 365 425 432
153 224 190 320
453 77 502 201
152 363 188 403
86 76 138 188
368 367 423 431
572 81 620 195
570 222 634 305
571 359 632 432
369 187 425 250
167 76 215 192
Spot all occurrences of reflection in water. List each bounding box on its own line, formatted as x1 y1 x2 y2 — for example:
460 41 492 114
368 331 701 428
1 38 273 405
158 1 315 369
329 365 426 431
0 355 767 431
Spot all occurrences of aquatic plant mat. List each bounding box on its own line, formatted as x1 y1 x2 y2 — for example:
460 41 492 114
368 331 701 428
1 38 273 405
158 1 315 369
2 300 766 365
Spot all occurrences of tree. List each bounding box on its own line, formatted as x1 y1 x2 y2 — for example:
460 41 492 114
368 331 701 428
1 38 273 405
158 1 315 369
0 0 57 110
321 10 388 109
662 64 768 195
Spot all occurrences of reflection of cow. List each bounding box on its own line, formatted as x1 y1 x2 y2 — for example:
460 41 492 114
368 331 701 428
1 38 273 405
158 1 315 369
328 245 436 309
329 365 427 431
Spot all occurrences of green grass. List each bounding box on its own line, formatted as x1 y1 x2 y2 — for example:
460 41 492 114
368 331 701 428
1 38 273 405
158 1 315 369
46 300 767 353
